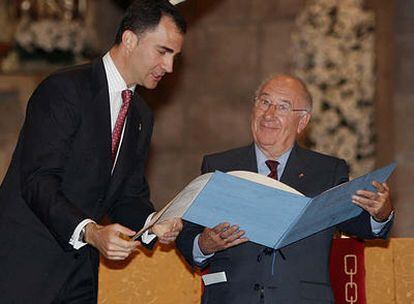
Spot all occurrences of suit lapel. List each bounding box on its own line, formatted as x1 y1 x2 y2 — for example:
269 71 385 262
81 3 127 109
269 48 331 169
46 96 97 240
108 93 143 197
280 143 309 194
241 144 258 172
228 144 258 173
111 94 141 174
90 59 113 179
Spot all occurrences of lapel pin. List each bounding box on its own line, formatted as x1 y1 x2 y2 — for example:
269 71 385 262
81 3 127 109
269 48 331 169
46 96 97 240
138 123 142 131
298 173 304 178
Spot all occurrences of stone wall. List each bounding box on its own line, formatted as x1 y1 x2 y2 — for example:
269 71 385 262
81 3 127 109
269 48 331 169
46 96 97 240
391 0 414 236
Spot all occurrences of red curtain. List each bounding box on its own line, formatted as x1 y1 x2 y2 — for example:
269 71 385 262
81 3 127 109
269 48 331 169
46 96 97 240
329 238 366 304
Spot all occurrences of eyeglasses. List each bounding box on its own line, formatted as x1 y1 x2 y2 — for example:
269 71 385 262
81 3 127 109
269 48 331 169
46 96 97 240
254 97 309 116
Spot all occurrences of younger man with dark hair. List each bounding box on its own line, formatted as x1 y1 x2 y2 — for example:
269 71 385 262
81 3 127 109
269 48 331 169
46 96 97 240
0 1 186 302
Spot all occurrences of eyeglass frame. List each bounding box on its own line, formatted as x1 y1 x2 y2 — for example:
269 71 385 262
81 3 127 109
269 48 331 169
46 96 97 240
253 96 310 115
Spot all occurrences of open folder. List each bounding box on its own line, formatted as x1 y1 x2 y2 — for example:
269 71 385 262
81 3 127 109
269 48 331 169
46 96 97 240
132 162 396 249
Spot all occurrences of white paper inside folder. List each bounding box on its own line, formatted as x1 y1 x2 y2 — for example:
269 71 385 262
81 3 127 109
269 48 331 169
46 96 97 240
131 173 213 240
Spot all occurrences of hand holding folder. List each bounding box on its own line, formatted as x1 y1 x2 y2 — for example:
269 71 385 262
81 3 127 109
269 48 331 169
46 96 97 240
133 162 396 248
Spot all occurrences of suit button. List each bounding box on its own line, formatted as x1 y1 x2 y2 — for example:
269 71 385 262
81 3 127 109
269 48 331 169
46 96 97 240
74 252 80 259
97 197 104 204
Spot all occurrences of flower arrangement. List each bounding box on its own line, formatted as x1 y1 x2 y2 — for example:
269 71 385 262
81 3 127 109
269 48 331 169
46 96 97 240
15 19 87 59
1 1 93 72
292 0 376 177
1 17 89 72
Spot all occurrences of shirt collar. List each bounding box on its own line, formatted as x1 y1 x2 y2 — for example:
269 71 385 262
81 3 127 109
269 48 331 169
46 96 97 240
103 52 136 93
255 144 293 177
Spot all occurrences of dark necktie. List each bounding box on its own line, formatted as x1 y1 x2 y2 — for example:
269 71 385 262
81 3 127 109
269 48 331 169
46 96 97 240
264 160 286 265
265 160 279 180
111 89 132 163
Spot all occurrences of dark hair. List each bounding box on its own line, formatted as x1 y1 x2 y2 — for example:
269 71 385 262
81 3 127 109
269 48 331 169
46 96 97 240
114 0 187 45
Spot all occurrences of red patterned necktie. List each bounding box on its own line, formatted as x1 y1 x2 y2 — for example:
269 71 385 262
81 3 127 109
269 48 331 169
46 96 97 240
111 89 132 163
265 160 279 180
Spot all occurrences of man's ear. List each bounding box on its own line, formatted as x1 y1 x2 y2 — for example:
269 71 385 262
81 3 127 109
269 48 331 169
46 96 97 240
121 30 138 52
297 112 311 134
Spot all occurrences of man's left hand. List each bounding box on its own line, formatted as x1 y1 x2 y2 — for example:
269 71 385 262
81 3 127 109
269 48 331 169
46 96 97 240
352 181 393 222
152 217 183 244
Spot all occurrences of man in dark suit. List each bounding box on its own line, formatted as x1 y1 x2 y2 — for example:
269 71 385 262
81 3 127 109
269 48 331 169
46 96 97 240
176 75 394 303
0 1 186 303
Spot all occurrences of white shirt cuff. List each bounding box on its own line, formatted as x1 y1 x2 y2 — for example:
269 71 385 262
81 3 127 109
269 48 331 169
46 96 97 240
371 210 394 235
69 219 96 250
193 234 214 265
141 212 157 244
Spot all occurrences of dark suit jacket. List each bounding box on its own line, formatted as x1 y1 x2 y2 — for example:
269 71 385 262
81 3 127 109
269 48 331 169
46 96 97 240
0 59 155 303
176 144 392 304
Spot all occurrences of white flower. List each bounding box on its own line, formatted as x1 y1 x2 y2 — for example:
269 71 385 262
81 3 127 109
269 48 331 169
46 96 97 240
293 0 376 176
14 19 87 55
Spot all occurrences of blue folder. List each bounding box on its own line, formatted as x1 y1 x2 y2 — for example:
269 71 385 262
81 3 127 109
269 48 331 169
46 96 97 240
182 162 396 249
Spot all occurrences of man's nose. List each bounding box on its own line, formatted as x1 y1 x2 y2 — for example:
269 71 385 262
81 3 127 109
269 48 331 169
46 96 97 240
163 56 174 73
264 104 277 117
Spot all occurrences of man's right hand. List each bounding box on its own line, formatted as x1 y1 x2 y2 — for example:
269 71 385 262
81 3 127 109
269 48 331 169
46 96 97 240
198 222 248 255
84 223 140 260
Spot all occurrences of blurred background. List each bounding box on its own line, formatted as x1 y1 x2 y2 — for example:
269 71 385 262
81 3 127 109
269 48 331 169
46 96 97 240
0 0 412 237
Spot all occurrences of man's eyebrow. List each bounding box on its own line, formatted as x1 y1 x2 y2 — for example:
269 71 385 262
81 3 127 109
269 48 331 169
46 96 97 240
278 98 292 105
158 45 175 53
259 93 292 104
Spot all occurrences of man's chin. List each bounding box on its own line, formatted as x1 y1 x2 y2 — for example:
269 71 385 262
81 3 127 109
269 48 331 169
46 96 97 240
256 135 279 147
143 81 159 90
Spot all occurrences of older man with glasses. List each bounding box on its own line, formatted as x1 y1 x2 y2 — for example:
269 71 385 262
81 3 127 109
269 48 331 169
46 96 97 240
176 74 394 304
